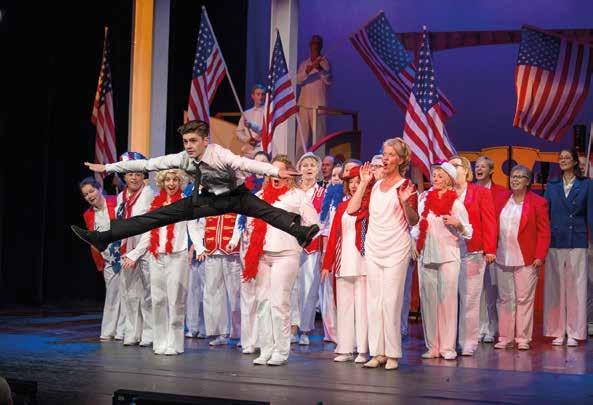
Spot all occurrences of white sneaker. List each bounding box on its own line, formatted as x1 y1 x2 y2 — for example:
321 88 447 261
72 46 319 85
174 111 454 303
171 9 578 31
421 351 439 359
494 341 512 349
442 351 457 360
197 333 207 339
267 354 288 366
253 355 270 365
123 340 139 346
567 337 578 347
517 342 530 350
552 337 564 346
333 354 354 362
114 335 124 341
99 336 113 341
461 349 474 356
354 354 368 364
164 348 178 356
185 332 195 338
242 346 256 354
290 334 299 344
139 341 152 347
299 334 310 345
154 349 165 355
209 336 229 346
483 335 495 343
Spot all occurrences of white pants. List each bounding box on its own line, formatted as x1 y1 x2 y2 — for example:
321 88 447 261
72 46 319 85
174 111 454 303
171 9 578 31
100 265 125 338
366 255 410 358
241 278 258 349
496 264 538 344
203 255 242 338
121 258 153 344
256 253 300 360
543 248 588 340
185 260 206 336
320 273 338 342
336 276 368 354
479 263 498 338
292 252 321 333
400 263 415 336
296 106 326 157
419 260 459 356
150 251 190 353
587 243 593 327
458 253 487 353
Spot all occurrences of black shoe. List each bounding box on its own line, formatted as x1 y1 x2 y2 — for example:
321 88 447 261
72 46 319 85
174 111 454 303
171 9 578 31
295 224 320 248
71 225 109 252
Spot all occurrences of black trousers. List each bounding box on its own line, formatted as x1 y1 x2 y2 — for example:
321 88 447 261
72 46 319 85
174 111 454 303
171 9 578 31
108 185 299 243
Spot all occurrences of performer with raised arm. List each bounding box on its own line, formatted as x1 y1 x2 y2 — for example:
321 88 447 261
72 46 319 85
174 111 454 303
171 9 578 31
72 120 319 252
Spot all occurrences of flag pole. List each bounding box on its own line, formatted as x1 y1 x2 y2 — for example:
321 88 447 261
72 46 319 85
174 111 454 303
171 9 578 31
586 122 593 177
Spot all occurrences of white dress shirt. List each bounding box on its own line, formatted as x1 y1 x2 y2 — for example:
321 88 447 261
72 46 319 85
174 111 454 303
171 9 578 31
296 56 331 108
496 196 525 267
106 144 280 196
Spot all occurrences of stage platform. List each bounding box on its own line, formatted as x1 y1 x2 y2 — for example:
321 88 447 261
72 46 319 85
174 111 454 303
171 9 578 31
1 307 592 404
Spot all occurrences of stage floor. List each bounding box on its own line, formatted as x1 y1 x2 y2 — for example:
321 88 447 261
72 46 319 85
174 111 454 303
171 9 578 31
1 307 593 404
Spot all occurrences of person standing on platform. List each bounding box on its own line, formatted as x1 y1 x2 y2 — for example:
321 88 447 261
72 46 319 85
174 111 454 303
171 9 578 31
201 212 242 347
449 156 497 356
244 155 320 366
236 84 266 158
544 148 592 347
348 138 418 370
414 162 472 361
73 120 320 255
493 165 550 350
474 155 506 343
291 153 325 346
115 152 155 347
80 177 126 342
131 169 200 355
320 155 336 188
296 35 331 156
321 164 369 364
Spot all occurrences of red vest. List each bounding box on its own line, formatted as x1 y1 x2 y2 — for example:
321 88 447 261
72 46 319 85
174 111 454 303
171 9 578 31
204 214 240 255
83 195 117 271
304 184 326 254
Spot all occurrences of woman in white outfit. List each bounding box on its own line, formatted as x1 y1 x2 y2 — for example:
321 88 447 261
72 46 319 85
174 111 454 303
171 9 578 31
347 138 418 370
321 164 368 364
413 162 472 360
244 155 320 366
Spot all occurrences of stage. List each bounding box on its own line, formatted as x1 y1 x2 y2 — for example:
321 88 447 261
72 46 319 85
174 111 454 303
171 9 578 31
1 307 592 404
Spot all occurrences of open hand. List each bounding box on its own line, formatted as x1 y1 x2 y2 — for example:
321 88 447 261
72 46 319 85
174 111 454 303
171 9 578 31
442 214 461 228
485 253 496 264
278 168 301 179
85 162 107 173
359 162 372 184
532 258 543 269
320 268 331 284
398 181 416 203
122 257 136 270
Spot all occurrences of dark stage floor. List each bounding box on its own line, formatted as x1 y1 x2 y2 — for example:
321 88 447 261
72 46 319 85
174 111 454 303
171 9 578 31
1 307 593 404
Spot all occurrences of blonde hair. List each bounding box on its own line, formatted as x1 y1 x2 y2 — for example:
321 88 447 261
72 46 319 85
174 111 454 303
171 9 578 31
383 137 411 176
449 155 474 182
265 154 297 189
155 169 189 189
432 167 453 188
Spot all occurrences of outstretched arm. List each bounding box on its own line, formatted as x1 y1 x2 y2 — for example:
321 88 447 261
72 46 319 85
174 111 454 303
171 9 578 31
85 152 186 174
347 163 372 215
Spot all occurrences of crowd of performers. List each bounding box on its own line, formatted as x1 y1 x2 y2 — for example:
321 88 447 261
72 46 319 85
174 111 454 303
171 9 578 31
79 121 593 369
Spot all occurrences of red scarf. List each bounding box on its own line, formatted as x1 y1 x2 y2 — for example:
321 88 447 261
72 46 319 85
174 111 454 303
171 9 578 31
243 183 289 281
148 189 183 258
416 189 458 254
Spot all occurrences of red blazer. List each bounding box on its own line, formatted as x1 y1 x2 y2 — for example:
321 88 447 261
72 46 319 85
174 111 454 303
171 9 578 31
494 190 551 265
83 195 117 271
463 183 497 254
489 182 508 200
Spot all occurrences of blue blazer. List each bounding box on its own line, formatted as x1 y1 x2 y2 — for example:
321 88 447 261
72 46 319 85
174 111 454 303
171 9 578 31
544 178 593 249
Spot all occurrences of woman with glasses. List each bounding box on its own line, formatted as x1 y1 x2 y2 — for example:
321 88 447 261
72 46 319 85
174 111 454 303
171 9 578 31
493 165 550 350
543 148 593 347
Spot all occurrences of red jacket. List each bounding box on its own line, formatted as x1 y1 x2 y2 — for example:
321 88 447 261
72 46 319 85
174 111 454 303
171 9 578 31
321 201 353 272
489 182 508 200
494 190 551 265
463 183 497 254
83 195 117 271
204 214 240 255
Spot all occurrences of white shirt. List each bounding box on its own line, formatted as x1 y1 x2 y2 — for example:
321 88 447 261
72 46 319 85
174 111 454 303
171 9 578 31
236 106 264 150
412 190 473 266
563 176 576 197
365 179 412 266
117 185 154 255
296 56 331 108
339 212 366 278
106 144 280 196
496 196 525 267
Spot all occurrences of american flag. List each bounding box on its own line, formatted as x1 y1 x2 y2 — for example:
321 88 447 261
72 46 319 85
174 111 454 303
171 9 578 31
403 28 456 178
91 28 117 179
513 26 593 142
187 11 226 122
261 31 298 153
350 12 454 117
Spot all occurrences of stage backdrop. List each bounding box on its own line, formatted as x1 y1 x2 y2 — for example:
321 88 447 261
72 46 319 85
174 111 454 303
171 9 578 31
246 0 593 159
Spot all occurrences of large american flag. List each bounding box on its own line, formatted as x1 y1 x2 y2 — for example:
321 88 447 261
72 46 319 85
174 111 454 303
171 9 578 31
403 29 456 178
513 26 593 142
261 31 298 153
187 11 226 122
91 28 117 178
350 12 454 117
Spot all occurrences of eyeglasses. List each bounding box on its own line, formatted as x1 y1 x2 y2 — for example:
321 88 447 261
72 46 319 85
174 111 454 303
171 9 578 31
558 156 574 161
510 175 529 180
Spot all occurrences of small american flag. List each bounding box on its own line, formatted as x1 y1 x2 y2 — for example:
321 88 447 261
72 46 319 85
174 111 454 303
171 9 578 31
91 28 117 180
403 28 456 178
262 31 298 153
187 11 226 123
350 12 454 117
513 26 593 142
